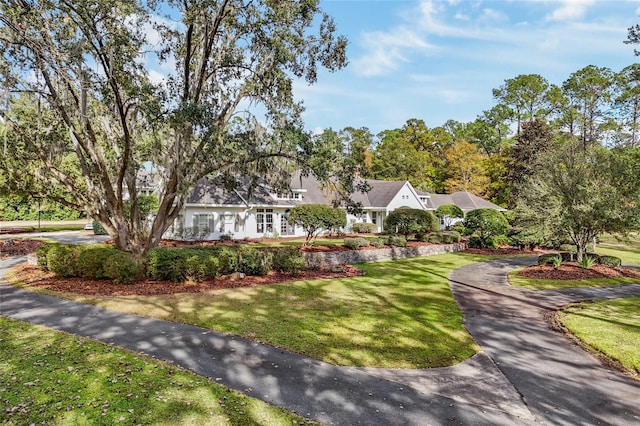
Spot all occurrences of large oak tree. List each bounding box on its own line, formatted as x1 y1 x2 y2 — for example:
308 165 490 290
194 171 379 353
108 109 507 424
0 0 347 257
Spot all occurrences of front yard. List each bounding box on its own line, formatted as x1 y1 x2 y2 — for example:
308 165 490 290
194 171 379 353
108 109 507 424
10 253 493 369
0 317 317 425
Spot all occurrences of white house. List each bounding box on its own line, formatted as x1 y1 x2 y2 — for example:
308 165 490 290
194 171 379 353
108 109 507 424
164 173 504 240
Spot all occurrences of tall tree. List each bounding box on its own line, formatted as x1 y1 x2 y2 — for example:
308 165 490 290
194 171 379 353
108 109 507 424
492 74 551 135
371 126 439 191
508 118 554 207
561 65 614 147
0 0 347 257
613 64 640 147
515 138 640 260
443 140 489 195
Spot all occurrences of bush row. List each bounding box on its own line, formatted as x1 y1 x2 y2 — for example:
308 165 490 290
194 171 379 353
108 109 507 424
37 243 306 284
415 231 461 244
37 243 141 284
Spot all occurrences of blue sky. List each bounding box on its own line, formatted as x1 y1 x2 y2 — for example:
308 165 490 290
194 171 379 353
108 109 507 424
294 0 640 135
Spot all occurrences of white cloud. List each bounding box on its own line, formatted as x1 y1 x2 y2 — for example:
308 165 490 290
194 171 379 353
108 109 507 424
546 0 596 22
353 27 435 77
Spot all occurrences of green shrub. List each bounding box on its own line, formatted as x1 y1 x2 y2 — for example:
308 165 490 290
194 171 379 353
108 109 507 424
207 245 238 274
439 232 454 243
384 209 438 235
370 238 385 248
92 220 107 235
427 233 442 244
103 251 142 284
468 236 498 249
414 233 427 242
493 235 510 246
598 255 622 267
184 250 220 282
551 254 563 270
146 247 188 282
452 223 467 235
384 234 407 247
344 237 369 250
36 243 57 270
272 247 305 275
47 244 79 277
443 230 461 243
238 247 273 276
75 245 117 279
463 209 509 248
559 251 574 262
538 253 559 265
351 223 377 234
579 254 598 269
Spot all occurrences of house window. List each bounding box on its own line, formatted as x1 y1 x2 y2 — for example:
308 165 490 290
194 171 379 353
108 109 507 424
193 214 213 231
372 213 377 225
256 208 273 233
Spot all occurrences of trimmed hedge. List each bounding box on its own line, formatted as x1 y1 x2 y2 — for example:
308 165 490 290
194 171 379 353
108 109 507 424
370 238 385 248
237 246 273 276
103 251 142 284
384 235 407 247
36 243 57 270
47 244 79 277
75 245 118 279
146 247 189 282
344 237 370 250
427 233 442 244
271 247 305 275
351 223 377 234
598 255 622 267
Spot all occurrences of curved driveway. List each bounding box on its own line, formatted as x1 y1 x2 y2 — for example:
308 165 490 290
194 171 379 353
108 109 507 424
2 254 640 425
450 257 640 425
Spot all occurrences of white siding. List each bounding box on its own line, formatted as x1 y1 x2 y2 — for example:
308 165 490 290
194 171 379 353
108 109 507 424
386 182 425 212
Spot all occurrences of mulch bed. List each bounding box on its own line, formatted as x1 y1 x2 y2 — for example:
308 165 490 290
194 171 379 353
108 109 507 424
8 238 637 296
518 263 640 280
11 263 365 296
0 239 44 259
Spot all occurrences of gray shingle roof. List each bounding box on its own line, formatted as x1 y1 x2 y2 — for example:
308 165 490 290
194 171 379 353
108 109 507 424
424 191 506 212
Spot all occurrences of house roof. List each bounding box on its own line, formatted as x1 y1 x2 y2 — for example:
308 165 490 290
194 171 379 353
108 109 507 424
420 191 506 212
187 174 332 207
186 174 505 213
349 179 409 208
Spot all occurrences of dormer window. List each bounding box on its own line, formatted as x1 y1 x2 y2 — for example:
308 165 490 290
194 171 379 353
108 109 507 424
276 191 302 200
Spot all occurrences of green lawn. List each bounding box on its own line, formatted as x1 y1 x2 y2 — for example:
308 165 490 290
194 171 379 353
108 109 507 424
558 298 640 377
508 268 640 290
595 233 640 265
19 253 492 369
0 317 316 426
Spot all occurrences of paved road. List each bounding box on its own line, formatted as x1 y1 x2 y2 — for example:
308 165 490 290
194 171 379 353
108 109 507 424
2 254 640 424
450 257 640 426
1 230 110 245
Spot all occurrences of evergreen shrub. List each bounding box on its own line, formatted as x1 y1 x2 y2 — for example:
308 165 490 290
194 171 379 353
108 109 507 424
104 251 142 284
46 244 79 277
272 247 305 274
598 255 622 267
352 223 377 233
75 245 117 279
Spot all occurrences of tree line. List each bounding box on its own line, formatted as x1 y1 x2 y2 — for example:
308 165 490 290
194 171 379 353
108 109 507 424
310 64 640 208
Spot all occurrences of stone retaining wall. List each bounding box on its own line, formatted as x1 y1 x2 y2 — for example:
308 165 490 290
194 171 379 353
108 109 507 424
303 242 467 269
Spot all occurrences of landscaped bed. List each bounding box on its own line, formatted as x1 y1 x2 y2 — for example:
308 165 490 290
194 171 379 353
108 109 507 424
510 260 640 290
9 262 364 296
